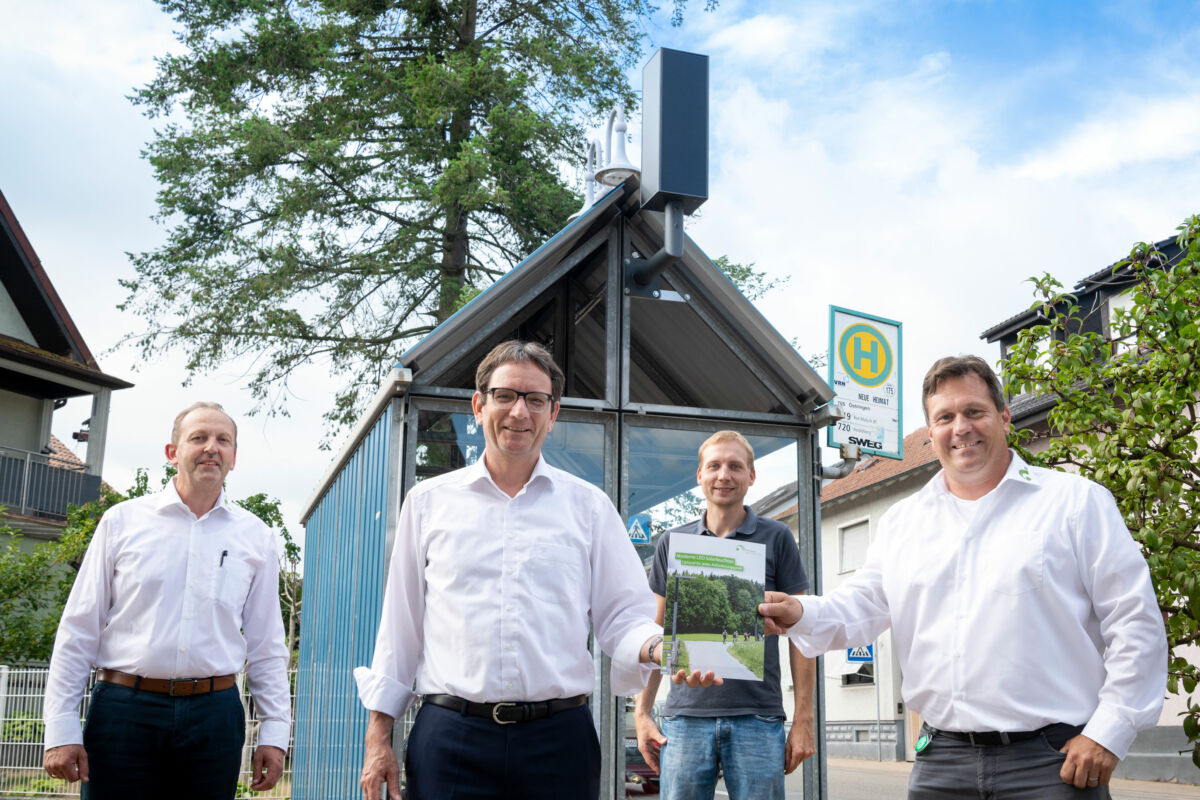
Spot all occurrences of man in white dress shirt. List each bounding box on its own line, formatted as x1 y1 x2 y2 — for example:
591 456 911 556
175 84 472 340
759 355 1167 799
42 402 291 799
356 340 708 800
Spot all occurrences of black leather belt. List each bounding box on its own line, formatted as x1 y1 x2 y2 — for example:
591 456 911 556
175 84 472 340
931 722 1082 746
422 693 587 724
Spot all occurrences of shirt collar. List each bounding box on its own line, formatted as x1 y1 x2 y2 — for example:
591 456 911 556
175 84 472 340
156 477 230 518
924 448 1039 500
691 505 756 537
461 452 554 494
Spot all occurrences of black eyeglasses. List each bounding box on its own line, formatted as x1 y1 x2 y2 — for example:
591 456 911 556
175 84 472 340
482 387 556 413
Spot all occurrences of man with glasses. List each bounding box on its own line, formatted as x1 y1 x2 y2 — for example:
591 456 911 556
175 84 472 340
356 340 711 800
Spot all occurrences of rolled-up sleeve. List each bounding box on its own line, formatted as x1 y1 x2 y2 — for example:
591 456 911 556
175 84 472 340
43 508 116 750
589 500 659 696
243 526 292 750
354 490 425 718
1075 484 1167 759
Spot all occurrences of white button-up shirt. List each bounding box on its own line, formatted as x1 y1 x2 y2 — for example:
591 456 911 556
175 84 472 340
790 451 1166 759
44 480 292 750
354 456 660 718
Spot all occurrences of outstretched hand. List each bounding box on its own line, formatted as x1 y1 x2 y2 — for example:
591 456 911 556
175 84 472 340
758 591 804 635
670 669 724 688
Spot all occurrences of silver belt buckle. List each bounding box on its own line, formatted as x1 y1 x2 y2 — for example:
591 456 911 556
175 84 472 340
491 702 517 724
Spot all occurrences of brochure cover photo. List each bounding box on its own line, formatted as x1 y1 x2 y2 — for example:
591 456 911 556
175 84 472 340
662 535 767 681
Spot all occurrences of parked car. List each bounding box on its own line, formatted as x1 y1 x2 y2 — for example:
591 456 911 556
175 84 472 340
624 699 661 794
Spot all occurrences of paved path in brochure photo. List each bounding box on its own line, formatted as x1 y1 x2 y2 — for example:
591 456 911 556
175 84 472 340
685 641 758 681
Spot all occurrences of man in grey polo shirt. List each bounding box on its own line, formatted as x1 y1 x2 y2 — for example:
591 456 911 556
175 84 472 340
634 431 815 800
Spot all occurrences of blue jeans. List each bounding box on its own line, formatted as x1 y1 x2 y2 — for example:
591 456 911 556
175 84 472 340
659 714 785 800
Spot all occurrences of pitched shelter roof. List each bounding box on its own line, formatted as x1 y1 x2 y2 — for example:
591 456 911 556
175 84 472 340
0 189 132 397
397 178 833 415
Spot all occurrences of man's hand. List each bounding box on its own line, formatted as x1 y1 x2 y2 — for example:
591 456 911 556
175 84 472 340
250 745 285 791
670 669 724 688
634 711 667 775
1059 734 1117 789
43 744 88 784
361 711 402 800
785 717 815 774
758 591 804 635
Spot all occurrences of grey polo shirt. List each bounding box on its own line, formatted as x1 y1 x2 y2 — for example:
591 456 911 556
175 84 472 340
648 507 809 718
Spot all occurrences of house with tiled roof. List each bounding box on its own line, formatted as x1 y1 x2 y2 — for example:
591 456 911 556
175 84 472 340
0 188 131 542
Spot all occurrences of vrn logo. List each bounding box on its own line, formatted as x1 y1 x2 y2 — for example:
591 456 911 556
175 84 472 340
848 436 883 449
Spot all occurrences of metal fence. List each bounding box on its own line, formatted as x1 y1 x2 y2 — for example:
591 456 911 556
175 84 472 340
0 447 101 521
0 666 297 799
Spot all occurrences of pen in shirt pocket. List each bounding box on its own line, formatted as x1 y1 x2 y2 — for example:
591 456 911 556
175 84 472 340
220 550 228 567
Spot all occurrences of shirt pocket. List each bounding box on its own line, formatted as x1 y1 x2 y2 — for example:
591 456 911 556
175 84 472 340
522 541 583 603
211 558 255 611
977 527 1045 595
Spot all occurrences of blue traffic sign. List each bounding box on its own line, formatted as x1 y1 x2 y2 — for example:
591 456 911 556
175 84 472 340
847 644 874 663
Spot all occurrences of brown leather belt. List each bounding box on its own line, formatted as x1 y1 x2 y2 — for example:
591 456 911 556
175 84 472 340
96 668 236 696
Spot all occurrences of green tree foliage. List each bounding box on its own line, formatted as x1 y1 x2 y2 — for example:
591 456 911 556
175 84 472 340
0 469 297 666
1003 214 1200 767
0 483 126 665
662 572 763 635
122 0 715 434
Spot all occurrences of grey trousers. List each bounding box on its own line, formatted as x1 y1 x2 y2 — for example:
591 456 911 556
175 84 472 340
908 725 1112 800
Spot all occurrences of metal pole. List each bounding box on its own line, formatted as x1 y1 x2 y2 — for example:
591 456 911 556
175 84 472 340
875 641 882 760
670 574 680 671
19 452 31 515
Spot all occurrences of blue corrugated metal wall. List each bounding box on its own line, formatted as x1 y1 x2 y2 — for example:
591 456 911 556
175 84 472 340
293 407 393 800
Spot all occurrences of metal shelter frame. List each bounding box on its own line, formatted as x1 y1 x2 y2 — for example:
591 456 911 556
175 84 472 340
295 178 837 799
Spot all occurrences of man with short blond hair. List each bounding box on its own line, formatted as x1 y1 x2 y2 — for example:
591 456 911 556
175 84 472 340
43 402 290 799
635 430 815 800
760 355 1167 799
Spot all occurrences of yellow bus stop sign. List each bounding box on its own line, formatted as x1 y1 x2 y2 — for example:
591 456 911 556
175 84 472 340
838 323 893 387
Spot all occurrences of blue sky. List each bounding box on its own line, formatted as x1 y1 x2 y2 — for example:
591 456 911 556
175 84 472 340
2 0 1199 537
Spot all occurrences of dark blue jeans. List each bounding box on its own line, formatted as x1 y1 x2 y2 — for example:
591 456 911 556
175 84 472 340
404 701 600 800
81 681 245 800
908 724 1112 799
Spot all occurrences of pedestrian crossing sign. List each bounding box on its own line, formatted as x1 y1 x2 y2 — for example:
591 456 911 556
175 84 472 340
847 644 874 663
628 514 651 544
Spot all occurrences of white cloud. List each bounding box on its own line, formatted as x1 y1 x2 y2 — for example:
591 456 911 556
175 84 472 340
1016 94 1200 179
0 3 176 91
700 2 869 72
689 55 1200 435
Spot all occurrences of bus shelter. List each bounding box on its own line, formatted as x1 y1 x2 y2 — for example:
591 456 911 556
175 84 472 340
294 177 838 799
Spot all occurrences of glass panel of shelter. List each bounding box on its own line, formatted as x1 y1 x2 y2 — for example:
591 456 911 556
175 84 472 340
414 244 611 402
411 402 608 491
622 418 802 570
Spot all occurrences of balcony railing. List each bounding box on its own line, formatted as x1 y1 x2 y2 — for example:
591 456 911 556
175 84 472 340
0 445 101 522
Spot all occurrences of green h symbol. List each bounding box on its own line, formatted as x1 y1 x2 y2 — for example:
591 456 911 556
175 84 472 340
852 336 881 374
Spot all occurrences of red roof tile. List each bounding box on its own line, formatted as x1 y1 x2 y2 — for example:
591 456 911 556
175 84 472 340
821 427 939 503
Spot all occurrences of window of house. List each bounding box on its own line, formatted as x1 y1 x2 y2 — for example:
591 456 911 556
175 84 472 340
843 662 874 687
838 520 870 574
1107 288 1138 355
